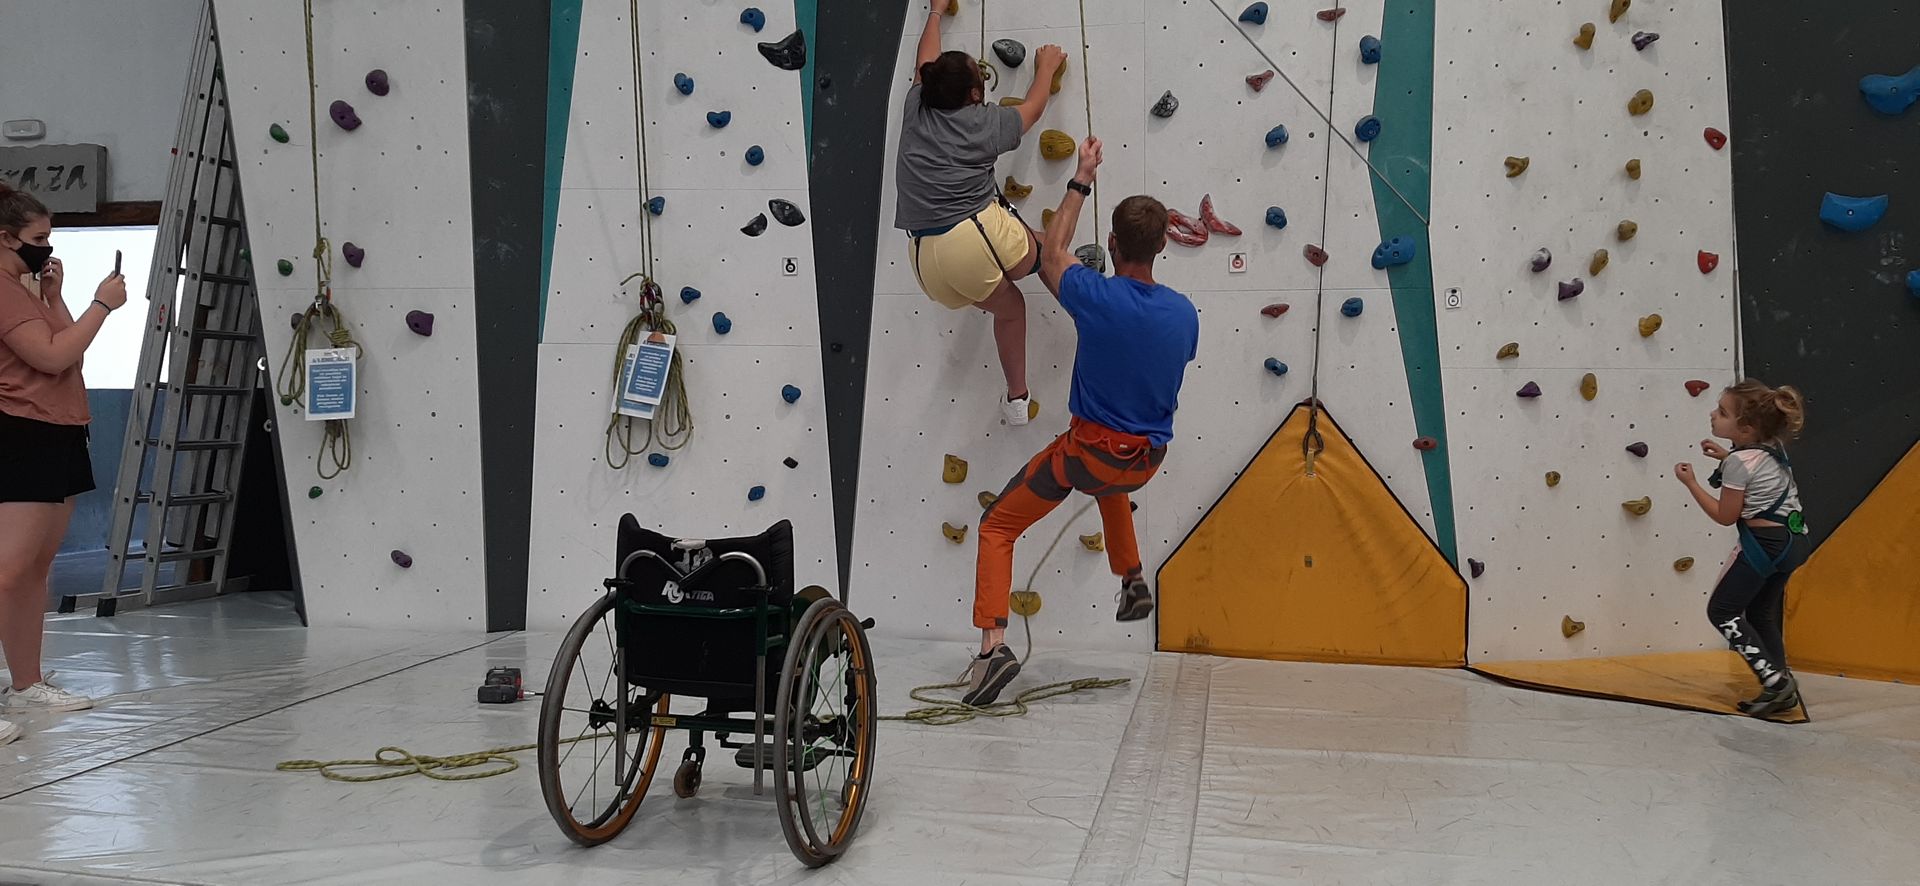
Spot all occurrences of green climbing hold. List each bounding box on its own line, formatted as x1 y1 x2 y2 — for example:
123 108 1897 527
269 123 290 143
277 259 294 276
308 486 323 499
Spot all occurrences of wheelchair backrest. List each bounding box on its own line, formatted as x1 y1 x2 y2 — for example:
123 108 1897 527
615 515 797 609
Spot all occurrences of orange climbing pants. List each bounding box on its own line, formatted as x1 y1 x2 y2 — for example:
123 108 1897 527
975 418 1167 629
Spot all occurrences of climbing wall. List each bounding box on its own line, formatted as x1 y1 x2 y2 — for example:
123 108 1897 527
855 0 1437 652
1429 2 1742 661
524 0 837 630
214 0 490 629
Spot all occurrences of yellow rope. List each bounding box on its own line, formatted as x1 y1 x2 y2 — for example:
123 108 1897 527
278 743 537 783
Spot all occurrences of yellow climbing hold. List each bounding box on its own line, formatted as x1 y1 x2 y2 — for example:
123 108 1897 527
1562 615 1587 638
1574 22 1596 49
943 454 968 484
1590 249 1610 276
1617 220 1638 241
1079 532 1104 552
1609 0 1630 24
1051 56 1067 95
944 0 959 15
1040 129 1076 161
999 96 1024 107
1626 158 1642 180
1010 590 1043 616
1042 208 1055 229
1028 399 1041 421
1004 176 1033 200
1621 496 1652 517
978 490 999 509
1628 89 1655 116
1674 556 1695 572
1638 313 1663 337
942 522 969 544
1581 372 1598 401
1505 156 1530 177
1497 342 1520 360
1545 471 1562 487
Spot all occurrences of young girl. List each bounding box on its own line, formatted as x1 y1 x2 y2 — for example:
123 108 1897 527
1674 380 1810 718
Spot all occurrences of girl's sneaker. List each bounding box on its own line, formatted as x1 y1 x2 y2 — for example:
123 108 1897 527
1738 673 1801 717
1 681 93 714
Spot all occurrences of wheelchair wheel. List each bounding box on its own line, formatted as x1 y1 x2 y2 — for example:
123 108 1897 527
672 759 701 798
537 591 669 847
773 596 878 867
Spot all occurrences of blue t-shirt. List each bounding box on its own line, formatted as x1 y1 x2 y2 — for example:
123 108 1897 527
1057 264 1198 447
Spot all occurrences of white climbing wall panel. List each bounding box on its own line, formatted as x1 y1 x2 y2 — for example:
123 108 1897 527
857 0 1432 653
525 0 837 630
214 0 489 629
1430 1 1741 661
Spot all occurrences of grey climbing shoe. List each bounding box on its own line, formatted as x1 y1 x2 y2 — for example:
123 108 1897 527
1739 673 1802 717
962 645 1020 707
1116 576 1154 622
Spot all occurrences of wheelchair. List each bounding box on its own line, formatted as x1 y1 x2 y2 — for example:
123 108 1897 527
535 516 878 867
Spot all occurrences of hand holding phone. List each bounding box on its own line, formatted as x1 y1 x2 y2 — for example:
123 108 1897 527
113 249 123 278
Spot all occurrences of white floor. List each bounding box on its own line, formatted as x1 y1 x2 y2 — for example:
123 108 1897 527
1 594 1916 885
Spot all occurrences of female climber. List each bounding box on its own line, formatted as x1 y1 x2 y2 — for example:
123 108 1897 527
1673 380 1810 718
895 2 1066 426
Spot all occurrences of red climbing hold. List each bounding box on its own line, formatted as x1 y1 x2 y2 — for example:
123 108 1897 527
1166 209 1209 247
1685 379 1712 397
1413 436 1439 451
1260 303 1290 318
1316 8 1347 21
1247 70 1275 92
1199 195 1242 236
1303 244 1329 267
1697 251 1719 274
1704 127 1728 150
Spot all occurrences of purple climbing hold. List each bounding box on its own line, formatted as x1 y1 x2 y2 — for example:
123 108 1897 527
740 7 766 32
1264 357 1289 376
674 72 695 96
1557 278 1584 300
748 485 767 501
1468 558 1485 578
365 69 390 96
1354 115 1382 142
391 550 413 569
342 242 365 268
758 29 807 71
707 110 732 128
680 286 701 304
329 100 361 131
1239 2 1269 25
1517 381 1543 398
712 312 733 334
769 198 806 227
648 453 670 468
1626 441 1649 457
781 384 802 403
741 213 769 237
647 196 665 216
1530 248 1552 273
405 310 434 336
1631 32 1660 51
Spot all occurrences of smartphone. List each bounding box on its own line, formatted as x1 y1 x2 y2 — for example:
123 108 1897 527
113 249 123 277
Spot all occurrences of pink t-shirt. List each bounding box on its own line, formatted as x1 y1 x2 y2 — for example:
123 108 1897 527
0 273 89 425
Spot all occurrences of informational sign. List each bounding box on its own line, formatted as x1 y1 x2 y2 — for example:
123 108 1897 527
305 347 359 420
614 332 676 420
0 144 107 213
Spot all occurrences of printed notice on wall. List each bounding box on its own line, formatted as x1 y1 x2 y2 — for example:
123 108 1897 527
614 332 676 420
305 347 358 421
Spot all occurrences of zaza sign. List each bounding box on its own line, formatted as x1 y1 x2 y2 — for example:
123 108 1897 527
0 144 107 213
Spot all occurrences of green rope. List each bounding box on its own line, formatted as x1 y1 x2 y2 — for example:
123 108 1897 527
278 743 537 783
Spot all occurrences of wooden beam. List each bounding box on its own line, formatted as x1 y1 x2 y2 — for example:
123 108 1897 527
56 201 161 228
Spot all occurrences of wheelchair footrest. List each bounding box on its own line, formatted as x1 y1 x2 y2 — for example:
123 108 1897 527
732 742 777 770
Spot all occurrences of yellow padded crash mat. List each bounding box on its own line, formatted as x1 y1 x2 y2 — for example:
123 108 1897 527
1471 650 1810 723
1784 438 1920 683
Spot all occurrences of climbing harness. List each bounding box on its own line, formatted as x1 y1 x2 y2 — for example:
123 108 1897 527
1709 444 1809 576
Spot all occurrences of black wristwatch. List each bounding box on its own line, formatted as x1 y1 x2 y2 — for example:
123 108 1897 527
1066 179 1092 196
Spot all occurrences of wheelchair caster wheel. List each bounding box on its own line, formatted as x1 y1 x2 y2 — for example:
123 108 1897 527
673 760 702 798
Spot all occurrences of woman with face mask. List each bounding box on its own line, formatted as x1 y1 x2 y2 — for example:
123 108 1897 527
0 181 126 746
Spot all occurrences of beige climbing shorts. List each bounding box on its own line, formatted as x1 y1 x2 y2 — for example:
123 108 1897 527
907 201 1035 309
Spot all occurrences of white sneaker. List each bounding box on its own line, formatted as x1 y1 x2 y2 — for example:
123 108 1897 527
2 681 93 713
1002 393 1034 427
0 718 20 746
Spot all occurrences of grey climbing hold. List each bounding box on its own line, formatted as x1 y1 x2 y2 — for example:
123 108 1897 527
1517 381 1542 398
781 384 801 403
1626 441 1648 458
647 196 665 215
1354 115 1382 142
712 312 733 334
277 259 294 277
1265 206 1288 229
740 7 765 32
1076 244 1107 271
783 457 799 469
1151 90 1179 118
1557 278 1584 300
1860 66 1920 116
1819 192 1889 232
993 39 1026 69
1264 358 1289 376
289 312 302 330
769 199 806 226
745 145 765 166
1530 248 1552 273
1359 35 1381 64
406 310 433 336
342 242 365 268
675 73 695 95
1371 236 1416 270
759 29 806 71
648 453 669 468
741 213 768 236
269 123 290 143
1468 559 1485 578
680 286 701 304
1239 2 1268 25
748 485 766 501
365 69 390 96
1341 297 1364 317
1631 31 1659 51
391 550 413 568
707 110 732 128
1265 124 1290 148
329 100 361 131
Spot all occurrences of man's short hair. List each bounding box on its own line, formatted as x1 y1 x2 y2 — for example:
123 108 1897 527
1111 195 1169 263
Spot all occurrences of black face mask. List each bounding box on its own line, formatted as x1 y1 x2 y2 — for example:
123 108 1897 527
11 242 52 275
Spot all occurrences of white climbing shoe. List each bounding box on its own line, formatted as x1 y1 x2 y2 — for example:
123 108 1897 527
1002 393 1033 427
0 718 20 746
2 681 93 713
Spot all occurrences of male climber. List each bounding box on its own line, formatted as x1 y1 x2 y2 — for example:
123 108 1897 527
963 136 1200 706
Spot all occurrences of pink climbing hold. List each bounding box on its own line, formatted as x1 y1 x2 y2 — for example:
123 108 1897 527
1199 195 1242 236
1704 127 1728 150
1517 381 1543 399
1303 244 1329 267
1685 379 1712 397
1247 70 1275 91
1261 303 1290 318
1316 8 1347 21
1697 251 1719 274
1166 209 1209 247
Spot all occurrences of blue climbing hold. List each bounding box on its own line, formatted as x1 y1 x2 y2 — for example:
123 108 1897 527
1359 35 1382 65
740 7 766 32
781 384 801 403
1908 269 1920 299
1355 115 1382 142
1265 206 1288 229
712 312 732 334
748 485 767 501
1859 66 1920 116
680 286 701 304
1371 236 1416 270
745 145 765 166
707 110 732 129
1265 124 1289 148
1264 358 1289 376
1239 2 1268 25
1819 192 1889 232
648 453 670 468
646 196 665 216
1341 297 1364 317
674 73 694 96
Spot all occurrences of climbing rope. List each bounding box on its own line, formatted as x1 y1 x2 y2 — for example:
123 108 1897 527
278 743 536 783
1074 0 1102 246
1297 1 1345 477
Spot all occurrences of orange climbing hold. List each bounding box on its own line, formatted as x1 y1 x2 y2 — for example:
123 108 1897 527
1638 314 1663 337
1574 22 1596 50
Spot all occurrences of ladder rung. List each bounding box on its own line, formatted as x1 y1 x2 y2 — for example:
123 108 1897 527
145 437 241 452
193 329 255 342
206 215 243 228
180 384 251 396
151 547 225 563
197 272 251 287
135 490 233 506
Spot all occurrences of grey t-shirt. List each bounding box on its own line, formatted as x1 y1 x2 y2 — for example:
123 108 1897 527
893 84 1023 231
1720 445 1803 520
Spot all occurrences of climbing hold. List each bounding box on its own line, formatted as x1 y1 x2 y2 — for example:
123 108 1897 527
998 97 1024 107
712 312 732 334
781 384 801 404
1150 90 1180 119
1247 70 1275 92
1304 244 1329 267
1076 244 1107 271
329 100 361 131
941 522 968 544
1040 129 1076 160
745 145 765 166
646 196 665 215
342 242 365 268
740 7 765 31
365 69 390 96
1703 127 1727 150
1698 251 1719 274
1562 615 1586 638
1631 31 1659 51
239 248 250 263
1340 297 1364 318
1609 0 1630 23
1042 209 1055 230
288 314 302 333
1413 436 1438 451
1626 442 1649 458
1265 206 1289 229
391 550 413 569
993 38 1026 69
1628 89 1654 116
770 198 806 227
1080 532 1105 552
1264 124 1290 148
1371 236 1416 270
1589 249 1609 276
1505 156 1530 177
1638 313 1662 337
784 457 800 469
1557 279 1584 300
1581 373 1598 401
276 259 294 277
1050 57 1067 95
1360 35 1383 66
1497 342 1520 360
1909 269 1920 298
674 73 695 96
1264 357 1289 376
1517 381 1543 399
1617 220 1638 241
1674 557 1695 572
307 485 324 500
1530 248 1552 273
1685 380 1712 397
978 490 998 509
1354 115 1382 142
1573 23 1596 50
1002 176 1033 201
1819 192 1889 232
678 287 701 304
707 110 732 128
269 123 290 143
943 454 968 484
648 453 670 468
1199 195 1242 236
1316 7 1347 22
1261 303 1290 318
741 213 768 236
1545 471 1561 487
405 310 434 337
1009 590 1042 616
1621 496 1652 516
1166 210 1209 247
1859 66 1920 116
1239 2 1268 25
748 485 766 502
758 30 807 71
1626 158 1642 180
1468 559 1485 578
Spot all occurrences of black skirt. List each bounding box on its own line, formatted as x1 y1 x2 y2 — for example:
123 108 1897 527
0 410 96 503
